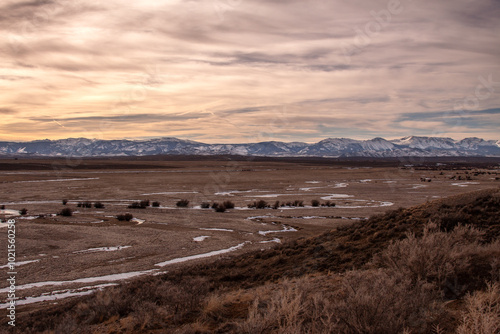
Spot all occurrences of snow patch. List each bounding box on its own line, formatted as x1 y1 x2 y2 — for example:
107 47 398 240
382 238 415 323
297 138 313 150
193 236 210 242
155 242 249 267
73 246 131 254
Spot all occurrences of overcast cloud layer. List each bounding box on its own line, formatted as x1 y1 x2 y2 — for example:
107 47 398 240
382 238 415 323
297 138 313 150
1 0 499 143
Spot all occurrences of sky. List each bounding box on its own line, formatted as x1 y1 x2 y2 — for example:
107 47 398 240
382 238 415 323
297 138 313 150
1 0 499 143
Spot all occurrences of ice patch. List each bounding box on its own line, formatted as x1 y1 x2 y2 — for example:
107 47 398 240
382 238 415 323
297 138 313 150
0 283 117 308
246 215 275 220
360 179 372 183
200 228 234 232
0 259 40 269
0 269 158 293
155 242 249 267
258 225 297 236
305 181 320 184
131 218 145 224
0 209 21 216
214 190 268 196
259 238 281 244
11 178 99 184
193 236 210 242
451 182 480 187
141 191 198 195
73 246 131 254
320 194 354 200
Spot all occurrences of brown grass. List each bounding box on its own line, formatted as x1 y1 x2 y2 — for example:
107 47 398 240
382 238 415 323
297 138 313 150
11 189 500 333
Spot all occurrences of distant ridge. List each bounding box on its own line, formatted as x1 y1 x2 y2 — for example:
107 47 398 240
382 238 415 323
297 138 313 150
1 136 499 157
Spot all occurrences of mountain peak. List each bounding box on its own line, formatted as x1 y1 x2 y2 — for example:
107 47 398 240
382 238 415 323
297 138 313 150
0 136 499 157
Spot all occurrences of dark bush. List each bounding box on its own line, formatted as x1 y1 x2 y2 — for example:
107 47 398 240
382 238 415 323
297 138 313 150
215 205 226 212
211 202 219 209
176 199 189 207
311 199 320 207
77 202 82 208
94 202 105 209
273 201 280 209
117 213 133 221
140 199 150 208
201 202 210 209
128 202 146 209
59 208 73 217
1 205 5 210
83 201 92 208
249 200 269 209
152 201 160 207
222 200 235 209
293 200 304 207
19 208 28 215
62 199 68 205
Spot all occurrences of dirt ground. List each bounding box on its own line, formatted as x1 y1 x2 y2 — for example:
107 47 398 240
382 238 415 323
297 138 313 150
0 157 499 309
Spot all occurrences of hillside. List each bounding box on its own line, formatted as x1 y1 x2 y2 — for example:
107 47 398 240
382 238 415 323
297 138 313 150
10 188 500 333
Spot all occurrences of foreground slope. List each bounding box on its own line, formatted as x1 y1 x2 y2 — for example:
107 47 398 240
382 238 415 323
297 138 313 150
10 188 500 333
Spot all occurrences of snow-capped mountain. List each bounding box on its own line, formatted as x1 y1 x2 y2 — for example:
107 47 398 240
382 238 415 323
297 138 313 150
0 136 499 157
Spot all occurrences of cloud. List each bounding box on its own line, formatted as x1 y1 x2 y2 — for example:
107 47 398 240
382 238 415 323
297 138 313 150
0 107 17 114
0 0 499 142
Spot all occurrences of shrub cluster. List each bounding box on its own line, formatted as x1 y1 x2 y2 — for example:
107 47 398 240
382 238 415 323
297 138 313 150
176 199 189 207
59 208 73 217
128 200 150 209
209 201 234 212
116 213 133 221
94 202 105 209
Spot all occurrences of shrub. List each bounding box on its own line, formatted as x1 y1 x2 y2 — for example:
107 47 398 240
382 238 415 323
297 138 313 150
117 213 133 221
215 206 226 213
77 202 82 208
273 201 280 209
1 205 5 210
62 199 68 205
311 199 320 207
140 199 150 208
247 200 269 209
59 208 73 217
94 202 105 209
211 202 219 209
222 200 235 209
128 202 146 209
456 282 500 334
176 199 189 207
201 202 210 209
83 201 92 208
293 200 304 207
328 269 440 333
152 201 160 207
19 208 28 215
372 223 494 297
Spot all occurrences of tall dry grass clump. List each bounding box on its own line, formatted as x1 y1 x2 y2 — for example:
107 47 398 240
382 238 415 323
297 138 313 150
373 223 500 297
456 282 500 334
329 269 440 334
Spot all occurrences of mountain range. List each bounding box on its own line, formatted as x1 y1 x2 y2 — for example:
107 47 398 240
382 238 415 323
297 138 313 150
1 136 499 158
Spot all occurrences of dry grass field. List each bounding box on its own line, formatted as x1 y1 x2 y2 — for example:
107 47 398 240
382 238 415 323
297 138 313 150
0 157 499 319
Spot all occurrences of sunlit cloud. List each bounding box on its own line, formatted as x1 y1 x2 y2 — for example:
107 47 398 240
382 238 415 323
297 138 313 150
0 0 499 142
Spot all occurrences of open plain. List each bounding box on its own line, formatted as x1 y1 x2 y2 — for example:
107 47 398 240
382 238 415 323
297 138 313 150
1 157 499 312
